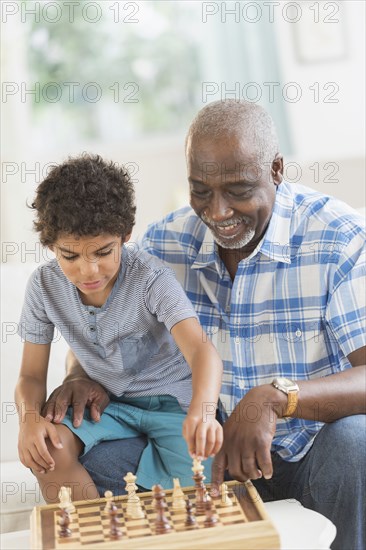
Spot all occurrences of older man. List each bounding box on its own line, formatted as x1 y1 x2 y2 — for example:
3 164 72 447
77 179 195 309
44 101 365 550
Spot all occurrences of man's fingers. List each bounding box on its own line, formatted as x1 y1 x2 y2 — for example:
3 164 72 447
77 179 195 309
41 400 55 421
89 402 101 422
211 449 227 495
256 449 273 480
53 396 72 423
93 392 110 415
240 456 262 481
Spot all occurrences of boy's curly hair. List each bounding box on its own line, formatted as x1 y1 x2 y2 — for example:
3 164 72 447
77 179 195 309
31 154 136 246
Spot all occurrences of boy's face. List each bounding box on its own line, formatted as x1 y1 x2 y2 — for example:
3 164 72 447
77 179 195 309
51 234 127 306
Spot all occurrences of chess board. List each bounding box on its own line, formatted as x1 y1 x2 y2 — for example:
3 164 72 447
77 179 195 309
31 481 280 549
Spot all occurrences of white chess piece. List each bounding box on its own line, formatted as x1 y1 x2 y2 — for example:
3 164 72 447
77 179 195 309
172 478 186 510
58 486 75 513
124 472 145 519
104 490 114 513
220 483 233 507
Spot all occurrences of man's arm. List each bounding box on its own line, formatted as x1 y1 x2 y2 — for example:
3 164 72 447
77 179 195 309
42 350 110 427
212 347 366 489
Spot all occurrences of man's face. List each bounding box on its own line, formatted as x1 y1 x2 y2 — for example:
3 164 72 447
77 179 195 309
187 136 283 251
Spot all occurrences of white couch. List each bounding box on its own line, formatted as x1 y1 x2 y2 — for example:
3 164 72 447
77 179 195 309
1 262 68 533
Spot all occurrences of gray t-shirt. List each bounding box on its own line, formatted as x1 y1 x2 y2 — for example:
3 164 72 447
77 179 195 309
18 245 198 410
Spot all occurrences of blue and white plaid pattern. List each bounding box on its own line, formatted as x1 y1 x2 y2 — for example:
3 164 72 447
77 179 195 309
142 182 366 461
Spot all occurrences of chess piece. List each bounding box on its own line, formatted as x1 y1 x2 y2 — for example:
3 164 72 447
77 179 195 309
172 478 186 510
220 483 233 507
153 484 172 534
185 499 197 527
109 502 122 540
58 486 75 514
203 497 218 527
104 490 114 513
58 508 71 538
192 458 207 515
124 472 145 519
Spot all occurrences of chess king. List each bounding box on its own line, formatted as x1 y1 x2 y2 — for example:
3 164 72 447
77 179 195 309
34 100 364 550
15 153 224 503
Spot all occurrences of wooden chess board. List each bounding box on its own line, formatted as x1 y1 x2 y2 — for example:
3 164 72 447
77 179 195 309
30 480 280 549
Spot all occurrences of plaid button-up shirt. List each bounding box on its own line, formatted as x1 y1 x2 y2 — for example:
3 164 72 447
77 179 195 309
143 181 366 461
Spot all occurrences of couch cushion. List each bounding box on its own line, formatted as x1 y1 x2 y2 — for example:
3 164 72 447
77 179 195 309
0 461 45 533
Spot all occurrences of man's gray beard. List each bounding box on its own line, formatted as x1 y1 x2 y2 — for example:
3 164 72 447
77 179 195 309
210 227 256 249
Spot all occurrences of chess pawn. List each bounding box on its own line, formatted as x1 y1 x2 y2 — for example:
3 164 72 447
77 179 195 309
203 497 218 528
109 503 122 540
220 483 233 507
58 508 71 538
104 490 114 513
185 499 197 528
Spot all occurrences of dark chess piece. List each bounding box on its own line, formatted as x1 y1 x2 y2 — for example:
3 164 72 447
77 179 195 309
185 499 197 527
109 502 122 540
193 471 207 515
203 498 218 528
153 484 172 534
58 508 71 538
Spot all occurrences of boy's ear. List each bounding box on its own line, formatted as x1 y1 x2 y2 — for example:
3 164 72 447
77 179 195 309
122 233 132 244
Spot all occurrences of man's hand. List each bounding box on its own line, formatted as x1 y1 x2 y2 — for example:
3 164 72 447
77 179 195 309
211 385 284 492
41 377 110 428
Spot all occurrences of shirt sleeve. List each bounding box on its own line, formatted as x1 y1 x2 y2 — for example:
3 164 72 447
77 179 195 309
325 234 366 357
18 268 55 344
144 268 198 332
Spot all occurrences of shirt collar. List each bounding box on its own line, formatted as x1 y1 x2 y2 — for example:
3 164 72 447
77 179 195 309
259 181 293 264
191 181 293 270
191 227 226 275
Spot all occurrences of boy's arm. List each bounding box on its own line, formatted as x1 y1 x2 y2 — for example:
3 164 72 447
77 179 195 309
15 342 63 473
42 349 110 427
171 317 223 459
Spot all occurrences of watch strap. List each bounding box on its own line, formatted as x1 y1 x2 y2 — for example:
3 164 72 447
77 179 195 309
283 390 298 417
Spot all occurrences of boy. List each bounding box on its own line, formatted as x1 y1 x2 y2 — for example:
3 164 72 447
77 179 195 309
15 154 223 503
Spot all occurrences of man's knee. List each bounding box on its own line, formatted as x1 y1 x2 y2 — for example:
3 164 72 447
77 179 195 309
322 415 366 466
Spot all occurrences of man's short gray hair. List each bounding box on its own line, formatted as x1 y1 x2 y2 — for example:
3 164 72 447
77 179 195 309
186 100 279 164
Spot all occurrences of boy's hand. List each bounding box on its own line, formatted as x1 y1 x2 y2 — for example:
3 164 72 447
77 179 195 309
42 377 110 428
183 413 223 460
18 416 63 474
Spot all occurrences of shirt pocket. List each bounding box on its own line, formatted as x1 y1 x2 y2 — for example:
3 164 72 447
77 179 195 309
118 332 158 375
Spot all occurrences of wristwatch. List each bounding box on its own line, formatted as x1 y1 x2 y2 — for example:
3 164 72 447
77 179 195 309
271 377 299 417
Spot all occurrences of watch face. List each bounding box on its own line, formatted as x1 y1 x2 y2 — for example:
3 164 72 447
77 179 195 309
276 377 292 388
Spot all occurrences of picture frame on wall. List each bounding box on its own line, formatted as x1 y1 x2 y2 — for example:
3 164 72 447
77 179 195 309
293 1 347 64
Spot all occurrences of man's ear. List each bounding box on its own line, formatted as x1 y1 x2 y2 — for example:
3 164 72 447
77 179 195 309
271 154 284 186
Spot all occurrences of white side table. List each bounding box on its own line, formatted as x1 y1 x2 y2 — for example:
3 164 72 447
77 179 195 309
0 499 336 549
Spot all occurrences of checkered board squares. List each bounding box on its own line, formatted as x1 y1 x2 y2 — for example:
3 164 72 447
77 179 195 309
31 481 280 549
53 489 247 546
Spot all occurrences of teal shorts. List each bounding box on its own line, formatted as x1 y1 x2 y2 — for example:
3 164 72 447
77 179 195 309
61 395 212 490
